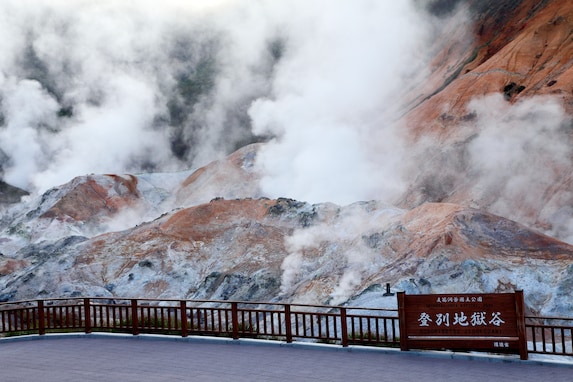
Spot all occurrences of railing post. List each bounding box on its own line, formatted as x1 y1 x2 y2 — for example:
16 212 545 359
180 300 188 338
284 304 293 343
131 299 139 336
397 292 408 351
37 300 45 335
515 290 528 360
340 307 349 347
231 302 239 340
84 298 92 334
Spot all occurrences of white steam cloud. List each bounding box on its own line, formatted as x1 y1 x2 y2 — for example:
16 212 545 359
0 0 431 205
281 201 402 304
0 0 278 192
250 1 430 205
402 92 573 242
465 94 573 236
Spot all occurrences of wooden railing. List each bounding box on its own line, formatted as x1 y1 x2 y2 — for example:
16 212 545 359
2 297 572 359
525 315 573 356
0 298 400 347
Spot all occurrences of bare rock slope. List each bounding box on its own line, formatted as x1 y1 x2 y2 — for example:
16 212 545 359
2 171 573 315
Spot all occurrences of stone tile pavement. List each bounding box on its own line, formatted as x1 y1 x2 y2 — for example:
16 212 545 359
0 334 572 381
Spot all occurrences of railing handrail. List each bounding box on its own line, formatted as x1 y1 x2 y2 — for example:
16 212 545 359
0 297 399 313
0 297 401 344
526 315 573 321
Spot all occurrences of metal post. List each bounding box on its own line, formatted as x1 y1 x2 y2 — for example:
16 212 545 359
383 283 394 296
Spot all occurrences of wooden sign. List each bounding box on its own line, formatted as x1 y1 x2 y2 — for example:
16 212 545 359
397 291 527 360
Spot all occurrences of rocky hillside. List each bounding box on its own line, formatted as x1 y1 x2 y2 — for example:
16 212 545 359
1 0 573 316
2 142 573 316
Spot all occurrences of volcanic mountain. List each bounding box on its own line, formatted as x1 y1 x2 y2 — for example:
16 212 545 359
1 0 573 316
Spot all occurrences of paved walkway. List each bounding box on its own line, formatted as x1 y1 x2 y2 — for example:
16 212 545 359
1 334 572 381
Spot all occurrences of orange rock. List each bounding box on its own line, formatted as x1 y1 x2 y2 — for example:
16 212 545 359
406 0 573 136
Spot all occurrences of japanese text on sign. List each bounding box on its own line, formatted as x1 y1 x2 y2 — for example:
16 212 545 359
418 311 505 327
435 296 483 303
397 291 528 360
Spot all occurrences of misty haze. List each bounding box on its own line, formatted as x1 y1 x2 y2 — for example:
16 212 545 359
1 0 573 323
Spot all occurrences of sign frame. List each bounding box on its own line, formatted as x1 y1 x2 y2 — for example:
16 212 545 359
397 290 527 360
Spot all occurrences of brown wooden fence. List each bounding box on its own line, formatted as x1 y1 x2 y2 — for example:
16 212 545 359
0 298 399 347
525 315 573 356
1 297 572 360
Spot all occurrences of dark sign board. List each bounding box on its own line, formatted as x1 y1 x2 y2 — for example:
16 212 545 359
397 291 527 360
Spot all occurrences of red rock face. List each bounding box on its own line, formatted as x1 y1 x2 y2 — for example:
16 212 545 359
393 0 573 236
40 174 140 223
174 144 262 208
406 0 573 134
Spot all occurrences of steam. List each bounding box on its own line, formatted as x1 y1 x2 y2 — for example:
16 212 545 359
465 94 573 233
280 201 402 304
250 1 430 205
0 0 276 193
400 92 573 243
4 1 569 224
0 0 434 203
